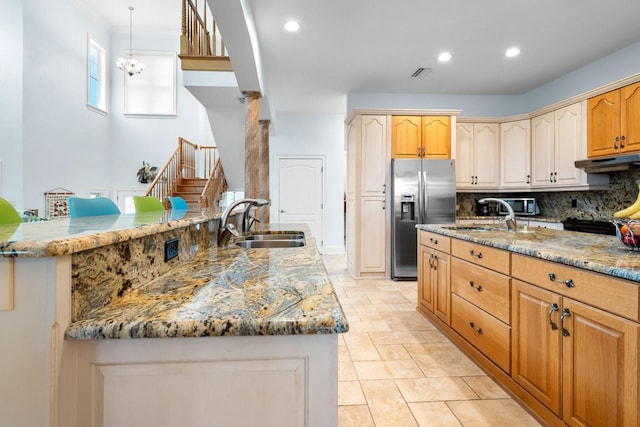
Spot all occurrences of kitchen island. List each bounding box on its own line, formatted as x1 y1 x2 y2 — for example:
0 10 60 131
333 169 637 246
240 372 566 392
416 223 640 427
0 212 347 427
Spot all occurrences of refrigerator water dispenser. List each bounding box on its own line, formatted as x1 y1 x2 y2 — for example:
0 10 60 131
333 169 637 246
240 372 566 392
400 195 415 221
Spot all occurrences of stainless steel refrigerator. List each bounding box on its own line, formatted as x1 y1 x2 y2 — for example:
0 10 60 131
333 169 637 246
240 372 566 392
391 159 456 280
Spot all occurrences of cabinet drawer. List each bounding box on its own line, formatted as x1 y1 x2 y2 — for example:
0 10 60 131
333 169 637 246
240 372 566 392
451 258 511 324
512 254 640 321
419 230 451 253
451 239 510 274
451 294 511 373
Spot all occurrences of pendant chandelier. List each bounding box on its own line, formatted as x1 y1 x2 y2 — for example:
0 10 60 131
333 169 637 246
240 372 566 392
116 6 144 76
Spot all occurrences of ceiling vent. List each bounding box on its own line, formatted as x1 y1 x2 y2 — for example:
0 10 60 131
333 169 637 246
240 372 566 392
410 67 432 78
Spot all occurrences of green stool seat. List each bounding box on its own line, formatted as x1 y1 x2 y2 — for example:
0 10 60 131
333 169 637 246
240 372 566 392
0 197 23 225
133 196 165 212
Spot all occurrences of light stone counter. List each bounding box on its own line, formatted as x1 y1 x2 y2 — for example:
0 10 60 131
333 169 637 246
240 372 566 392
418 223 640 282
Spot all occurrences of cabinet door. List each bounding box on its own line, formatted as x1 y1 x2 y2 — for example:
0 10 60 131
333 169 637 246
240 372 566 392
346 119 359 198
562 299 639 427
433 250 451 325
361 115 387 196
455 123 475 188
418 245 434 312
359 197 386 272
500 120 531 188
531 112 554 187
474 123 500 188
621 82 640 154
511 280 562 415
392 116 421 158
587 90 620 157
422 116 451 158
554 103 585 187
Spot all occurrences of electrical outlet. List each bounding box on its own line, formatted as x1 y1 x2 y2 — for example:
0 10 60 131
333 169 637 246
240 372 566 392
165 238 179 262
571 199 577 208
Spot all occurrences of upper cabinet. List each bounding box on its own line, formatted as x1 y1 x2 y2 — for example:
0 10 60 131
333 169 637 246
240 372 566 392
456 122 500 190
588 82 640 157
392 116 451 159
360 115 388 196
500 119 531 189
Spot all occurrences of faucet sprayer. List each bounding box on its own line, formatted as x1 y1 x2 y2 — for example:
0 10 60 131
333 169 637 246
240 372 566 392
478 198 517 231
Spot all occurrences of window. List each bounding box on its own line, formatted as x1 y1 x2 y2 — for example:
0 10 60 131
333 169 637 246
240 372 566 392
124 51 177 116
87 35 107 114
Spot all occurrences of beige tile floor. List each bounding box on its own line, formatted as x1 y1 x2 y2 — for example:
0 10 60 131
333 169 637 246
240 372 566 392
322 254 543 427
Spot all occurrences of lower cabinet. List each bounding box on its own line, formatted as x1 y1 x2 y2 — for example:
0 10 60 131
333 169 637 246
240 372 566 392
418 231 451 325
418 233 640 427
359 197 386 273
512 279 639 426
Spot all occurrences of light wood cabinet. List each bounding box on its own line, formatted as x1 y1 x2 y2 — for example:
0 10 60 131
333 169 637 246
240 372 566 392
588 82 640 157
346 115 388 277
418 233 640 426
512 275 639 426
456 122 500 190
392 116 451 159
418 230 451 325
500 119 531 189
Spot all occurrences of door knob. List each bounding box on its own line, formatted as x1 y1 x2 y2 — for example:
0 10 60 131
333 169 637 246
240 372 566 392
280 209 285 213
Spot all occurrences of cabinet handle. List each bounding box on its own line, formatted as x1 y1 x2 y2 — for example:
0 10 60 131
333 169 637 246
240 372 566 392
469 249 483 259
614 136 620 149
430 237 438 245
560 308 571 337
469 281 483 292
382 184 386 194
428 253 434 269
432 254 437 271
550 173 553 183
469 322 483 334
553 172 557 183
620 135 626 148
382 200 386 210
526 174 531 184
548 303 559 330
547 273 574 288
470 176 474 185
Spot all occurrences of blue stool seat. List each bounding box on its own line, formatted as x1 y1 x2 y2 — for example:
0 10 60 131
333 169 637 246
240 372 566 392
68 197 121 218
168 196 189 211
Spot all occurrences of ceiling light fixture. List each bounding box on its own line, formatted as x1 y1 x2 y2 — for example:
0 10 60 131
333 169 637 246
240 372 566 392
284 20 300 32
438 51 452 62
505 47 521 58
116 6 144 76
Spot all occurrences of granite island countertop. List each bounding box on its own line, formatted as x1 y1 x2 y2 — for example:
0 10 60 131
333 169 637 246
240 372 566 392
418 223 640 282
65 224 348 340
0 210 216 257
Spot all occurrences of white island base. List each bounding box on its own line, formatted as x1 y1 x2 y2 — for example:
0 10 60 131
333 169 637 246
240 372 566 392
68 334 338 427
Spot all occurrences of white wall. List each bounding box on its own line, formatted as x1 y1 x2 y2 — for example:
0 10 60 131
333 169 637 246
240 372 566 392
269 113 345 254
109 32 216 195
13 1 216 214
0 0 24 207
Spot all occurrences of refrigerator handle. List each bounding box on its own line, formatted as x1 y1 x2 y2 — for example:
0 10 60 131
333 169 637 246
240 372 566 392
417 169 423 223
422 171 428 219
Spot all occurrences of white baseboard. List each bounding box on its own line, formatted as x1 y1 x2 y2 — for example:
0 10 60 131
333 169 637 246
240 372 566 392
323 245 345 255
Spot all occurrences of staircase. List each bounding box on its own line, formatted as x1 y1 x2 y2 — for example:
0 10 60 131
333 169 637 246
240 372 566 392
174 178 208 209
146 137 227 212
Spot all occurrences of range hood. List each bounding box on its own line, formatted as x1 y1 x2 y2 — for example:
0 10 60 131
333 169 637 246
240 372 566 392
575 153 640 173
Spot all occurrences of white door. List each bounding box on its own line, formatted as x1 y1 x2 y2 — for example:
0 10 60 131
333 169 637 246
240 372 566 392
116 189 146 213
278 157 324 251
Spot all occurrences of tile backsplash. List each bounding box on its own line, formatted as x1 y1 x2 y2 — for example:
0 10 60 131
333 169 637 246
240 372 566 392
457 170 640 220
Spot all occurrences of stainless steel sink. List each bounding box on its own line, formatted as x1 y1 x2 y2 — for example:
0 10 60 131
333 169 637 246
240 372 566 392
441 225 494 231
244 232 305 240
235 239 306 248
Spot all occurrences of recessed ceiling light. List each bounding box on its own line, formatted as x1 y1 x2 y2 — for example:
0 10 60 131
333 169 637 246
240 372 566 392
438 51 452 62
284 20 300 32
505 47 520 58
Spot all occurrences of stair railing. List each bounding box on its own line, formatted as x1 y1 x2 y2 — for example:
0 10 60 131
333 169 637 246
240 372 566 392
181 0 226 57
146 138 227 211
198 146 228 210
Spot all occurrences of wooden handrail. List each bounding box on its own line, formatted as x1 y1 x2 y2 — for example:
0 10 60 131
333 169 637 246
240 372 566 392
146 138 227 212
180 0 227 58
